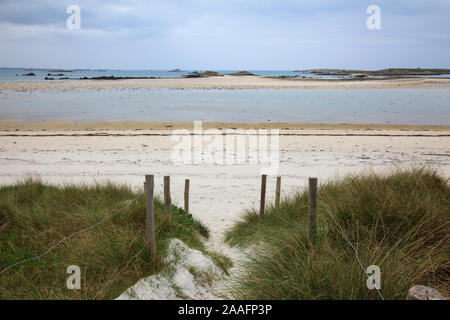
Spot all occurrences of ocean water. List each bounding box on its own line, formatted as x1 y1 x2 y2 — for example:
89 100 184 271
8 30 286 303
1 68 449 82
0 68 355 82
0 89 449 125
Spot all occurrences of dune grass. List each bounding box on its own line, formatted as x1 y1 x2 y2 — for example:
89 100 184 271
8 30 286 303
0 178 227 300
225 168 449 300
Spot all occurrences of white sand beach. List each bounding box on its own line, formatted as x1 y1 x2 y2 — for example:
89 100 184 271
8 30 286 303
1 127 449 255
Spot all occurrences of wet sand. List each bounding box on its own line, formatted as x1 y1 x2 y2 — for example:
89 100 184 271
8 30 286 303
1 120 449 133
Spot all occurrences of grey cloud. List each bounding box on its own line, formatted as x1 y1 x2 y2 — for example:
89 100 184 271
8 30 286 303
0 0 449 69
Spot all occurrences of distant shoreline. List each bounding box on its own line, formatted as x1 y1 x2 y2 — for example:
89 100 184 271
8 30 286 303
1 120 449 133
1 76 450 91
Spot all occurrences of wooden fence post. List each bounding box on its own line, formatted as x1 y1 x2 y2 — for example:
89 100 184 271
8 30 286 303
275 176 281 207
145 175 156 258
164 176 171 213
184 179 190 214
308 177 318 239
260 174 267 217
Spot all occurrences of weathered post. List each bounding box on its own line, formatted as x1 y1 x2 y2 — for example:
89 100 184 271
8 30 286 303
260 174 267 217
164 176 171 214
184 179 190 214
308 177 318 240
275 176 281 207
145 175 156 258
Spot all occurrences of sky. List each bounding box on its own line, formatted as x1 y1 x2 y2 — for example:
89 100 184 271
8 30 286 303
0 0 449 70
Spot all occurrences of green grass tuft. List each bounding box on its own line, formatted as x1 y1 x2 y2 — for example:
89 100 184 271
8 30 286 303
0 178 226 300
225 168 449 300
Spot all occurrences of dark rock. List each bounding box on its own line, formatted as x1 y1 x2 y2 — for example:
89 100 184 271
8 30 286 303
185 72 201 78
227 71 255 76
184 71 222 78
79 76 159 80
200 71 221 77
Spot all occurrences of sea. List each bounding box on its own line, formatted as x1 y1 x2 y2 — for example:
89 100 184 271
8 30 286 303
2 68 450 82
0 68 449 125
0 68 358 82
0 88 449 125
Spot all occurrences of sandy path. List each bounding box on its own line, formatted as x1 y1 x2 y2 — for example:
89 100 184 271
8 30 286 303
1 76 450 91
0 130 449 255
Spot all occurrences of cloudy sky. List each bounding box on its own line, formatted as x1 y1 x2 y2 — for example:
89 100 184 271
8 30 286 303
0 0 449 70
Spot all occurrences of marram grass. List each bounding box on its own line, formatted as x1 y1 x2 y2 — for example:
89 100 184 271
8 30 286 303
0 178 228 300
225 168 449 300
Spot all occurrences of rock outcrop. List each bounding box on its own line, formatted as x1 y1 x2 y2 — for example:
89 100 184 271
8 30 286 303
407 285 446 300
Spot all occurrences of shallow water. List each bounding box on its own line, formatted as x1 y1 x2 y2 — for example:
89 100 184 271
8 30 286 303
0 68 348 82
2 68 449 82
0 88 449 125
